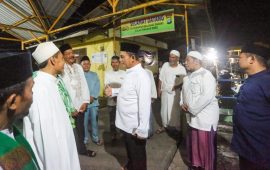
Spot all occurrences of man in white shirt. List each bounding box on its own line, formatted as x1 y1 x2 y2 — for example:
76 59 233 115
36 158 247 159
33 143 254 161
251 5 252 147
104 55 126 141
59 43 96 157
105 43 151 170
23 42 80 170
156 50 186 134
181 51 219 170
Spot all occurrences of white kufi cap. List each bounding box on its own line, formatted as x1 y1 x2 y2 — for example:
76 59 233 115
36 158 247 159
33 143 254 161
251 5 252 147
32 41 59 64
187 51 203 60
170 50 180 57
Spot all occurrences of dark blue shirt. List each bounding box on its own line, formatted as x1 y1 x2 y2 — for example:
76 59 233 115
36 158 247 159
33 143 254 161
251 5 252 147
231 70 270 167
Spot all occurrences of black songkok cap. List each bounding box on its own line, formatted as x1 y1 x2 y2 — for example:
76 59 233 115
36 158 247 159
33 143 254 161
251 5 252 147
120 42 140 54
80 56 90 62
0 50 33 89
59 43 72 53
241 42 270 60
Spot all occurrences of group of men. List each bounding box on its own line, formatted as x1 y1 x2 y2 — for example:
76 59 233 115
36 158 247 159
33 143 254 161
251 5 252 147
155 49 219 170
0 41 155 170
0 40 269 170
159 43 270 170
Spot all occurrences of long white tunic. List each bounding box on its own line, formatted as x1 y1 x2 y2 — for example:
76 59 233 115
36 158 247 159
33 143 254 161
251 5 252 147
62 63 90 110
23 71 80 170
104 70 126 106
181 67 219 131
159 62 186 127
115 64 152 138
145 68 157 99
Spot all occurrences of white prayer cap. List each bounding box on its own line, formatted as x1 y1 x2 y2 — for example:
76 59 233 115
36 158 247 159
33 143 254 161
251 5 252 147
32 41 59 64
187 51 203 60
170 50 180 57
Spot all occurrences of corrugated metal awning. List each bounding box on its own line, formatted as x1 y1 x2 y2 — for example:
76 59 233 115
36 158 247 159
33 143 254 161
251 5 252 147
0 0 84 42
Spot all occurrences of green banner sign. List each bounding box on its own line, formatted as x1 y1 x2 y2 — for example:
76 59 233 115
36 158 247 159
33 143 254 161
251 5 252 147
121 9 175 38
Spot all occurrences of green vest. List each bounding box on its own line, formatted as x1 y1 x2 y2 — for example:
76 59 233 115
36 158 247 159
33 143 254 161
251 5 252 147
0 126 40 170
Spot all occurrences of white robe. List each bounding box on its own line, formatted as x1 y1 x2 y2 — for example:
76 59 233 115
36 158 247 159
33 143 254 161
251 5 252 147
159 62 186 127
23 71 80 170
62 63 90 111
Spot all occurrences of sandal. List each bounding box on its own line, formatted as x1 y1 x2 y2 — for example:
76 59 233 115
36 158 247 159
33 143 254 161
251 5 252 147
155 127 166 134
93 140 104 146
85 150 96 157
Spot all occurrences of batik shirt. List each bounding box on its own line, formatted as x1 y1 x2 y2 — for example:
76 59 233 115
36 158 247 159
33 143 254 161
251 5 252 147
57 75 76 128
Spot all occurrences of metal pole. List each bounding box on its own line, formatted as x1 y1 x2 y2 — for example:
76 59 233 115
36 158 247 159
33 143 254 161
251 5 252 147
174 14 184 17
27 0 48 32
0 37 21 41
112 0 119 55
28 31 41 43
159 2 199 7
48 0 74 32
7 16 35 30
23 35 48 44
0 23 45 34
184 5 189 53
21 41 24 50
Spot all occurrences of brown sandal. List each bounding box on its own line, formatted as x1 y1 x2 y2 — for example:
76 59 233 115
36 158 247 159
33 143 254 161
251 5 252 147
93 140 103 146
84 150 96 157
155 127 166 134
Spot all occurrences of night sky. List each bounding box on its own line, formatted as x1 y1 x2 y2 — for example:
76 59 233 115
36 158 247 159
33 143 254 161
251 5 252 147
211 0 270 48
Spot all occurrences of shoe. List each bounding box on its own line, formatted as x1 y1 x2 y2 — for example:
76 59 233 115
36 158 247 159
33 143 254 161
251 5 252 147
155 127 166 134
84 139 89 145
81 150 96 157
93 140 103 146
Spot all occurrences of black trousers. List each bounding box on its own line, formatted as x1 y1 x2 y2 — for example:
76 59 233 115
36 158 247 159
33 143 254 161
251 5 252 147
73 113 87 154
239 156 270 170
122 131 147 170
107 106 116 134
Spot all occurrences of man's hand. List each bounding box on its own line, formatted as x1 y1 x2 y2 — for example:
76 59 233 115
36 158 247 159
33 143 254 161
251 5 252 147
105 85 112 97
133 133 146 140
172 83 183 91
158 80 162 98
158 89 162 97
72 110 79 117
79 103 87 113
90 96 94 103
181 104 189 112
